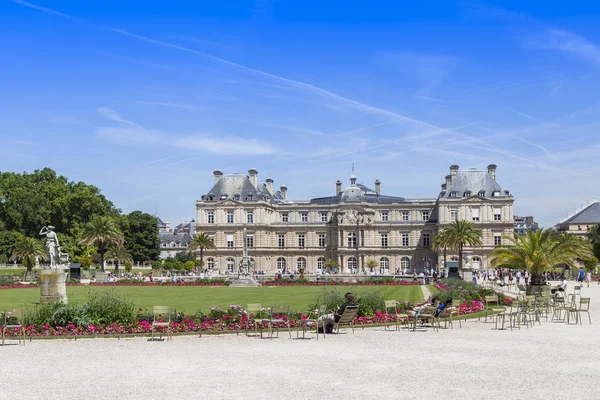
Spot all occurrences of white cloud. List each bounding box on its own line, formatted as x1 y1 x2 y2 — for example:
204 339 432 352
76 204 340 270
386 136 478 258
96 107 140 126
174 136 277 155
527 28 600 66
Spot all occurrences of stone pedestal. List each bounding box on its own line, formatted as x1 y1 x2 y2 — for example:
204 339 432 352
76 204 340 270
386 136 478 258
462 267 473 282
229 277 260 287
40 269 68 304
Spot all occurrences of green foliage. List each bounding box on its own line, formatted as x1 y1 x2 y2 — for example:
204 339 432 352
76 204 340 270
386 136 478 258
436 279 510 305
0 168 119 238
307 288 344 314
25 290 136 327
124 261 133 273
589 225 600 260
184 261 196 271
79 215 124 272
151 260 162 270
76 254 93 270
584 256 598 272
0 254 8 264
10 237 48 274
163 257 184 271
490 228 594 282
355 291 385 316
365 259 377 271
208 306 227 320
323 259 339 271
364 277 396 283
175 252 196 263
0 230 24 262
122 211 160 263
445 220 483 269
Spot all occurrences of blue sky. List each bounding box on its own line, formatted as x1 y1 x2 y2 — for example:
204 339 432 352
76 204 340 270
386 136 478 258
1 0 600 228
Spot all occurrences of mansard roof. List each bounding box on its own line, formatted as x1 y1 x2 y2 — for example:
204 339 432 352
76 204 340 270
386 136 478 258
562 201 600 224
443 169 507 198
203 174 283 202
159 232 192 246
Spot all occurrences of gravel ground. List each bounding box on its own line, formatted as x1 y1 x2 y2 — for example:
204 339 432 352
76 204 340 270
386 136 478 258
2 285 600 400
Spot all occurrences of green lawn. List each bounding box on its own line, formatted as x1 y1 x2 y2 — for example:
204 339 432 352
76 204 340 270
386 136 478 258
0 285 423 314
0 268 149 276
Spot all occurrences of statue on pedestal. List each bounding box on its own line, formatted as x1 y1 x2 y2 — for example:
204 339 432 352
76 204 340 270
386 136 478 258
39 225 61 269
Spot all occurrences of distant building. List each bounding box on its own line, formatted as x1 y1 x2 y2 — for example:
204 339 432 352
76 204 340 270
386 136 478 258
174 220 196 235
554 200 600 235
195 165 514 274
155 215 172 233
159 232 192 259
514 216 539 235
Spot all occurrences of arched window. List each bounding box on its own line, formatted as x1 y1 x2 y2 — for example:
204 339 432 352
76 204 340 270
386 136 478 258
277 257 286 271
347 257 357 272
472 256 481 269
226 258 235 273
380 257 390 271
347 232 357 248
317 257 326 270
450 256 459 262
400 257 411 269
297 257 306 270
206 258 215 270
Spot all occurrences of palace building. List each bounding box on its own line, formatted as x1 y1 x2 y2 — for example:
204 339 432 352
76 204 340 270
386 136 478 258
195 165 514 275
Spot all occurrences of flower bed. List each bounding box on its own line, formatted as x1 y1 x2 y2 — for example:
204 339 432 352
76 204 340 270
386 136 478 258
261 280 422 286
434 279 513 305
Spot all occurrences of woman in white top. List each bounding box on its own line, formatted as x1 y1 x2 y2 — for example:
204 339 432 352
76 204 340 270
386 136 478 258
586 271 592 288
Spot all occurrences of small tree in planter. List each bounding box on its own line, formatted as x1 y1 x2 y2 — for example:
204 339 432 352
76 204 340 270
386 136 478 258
365 259 377 274
323 259 338 274
124 261 133 273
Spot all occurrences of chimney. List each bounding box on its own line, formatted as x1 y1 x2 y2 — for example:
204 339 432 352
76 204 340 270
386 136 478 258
375 179 381 195
336 180 342 195
441 183 447 191
450 165 459 182
280 185 287 200
213 169 223 185
445 175 452 187
248 168 258 187
487 164 497 180
265 177 274 194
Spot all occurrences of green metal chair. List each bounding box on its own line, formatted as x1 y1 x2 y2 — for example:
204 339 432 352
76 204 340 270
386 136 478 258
151 306 172 341
2 308 25 346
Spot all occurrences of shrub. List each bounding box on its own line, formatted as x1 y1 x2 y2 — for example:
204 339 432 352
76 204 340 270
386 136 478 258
355 291 385 317
208 306 227 321
307 288 344 314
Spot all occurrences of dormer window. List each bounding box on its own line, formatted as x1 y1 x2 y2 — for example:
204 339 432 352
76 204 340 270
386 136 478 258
246 193 254 201
233 194 241 201
492 191 501 197
478 190 486 197
220 194 228 200
449 191 457 198
463 190 472 197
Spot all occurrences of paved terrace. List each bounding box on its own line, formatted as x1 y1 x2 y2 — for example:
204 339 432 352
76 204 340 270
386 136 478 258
2 285 600 400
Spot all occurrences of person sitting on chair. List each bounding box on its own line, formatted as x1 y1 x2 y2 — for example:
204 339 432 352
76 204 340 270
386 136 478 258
317 292 356 333
435 298 452 317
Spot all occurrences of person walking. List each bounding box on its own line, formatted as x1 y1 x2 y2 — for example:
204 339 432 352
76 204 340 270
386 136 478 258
586 271 592 288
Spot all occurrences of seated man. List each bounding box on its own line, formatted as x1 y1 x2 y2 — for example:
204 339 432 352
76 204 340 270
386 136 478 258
317 292 356 333
435 298 453 317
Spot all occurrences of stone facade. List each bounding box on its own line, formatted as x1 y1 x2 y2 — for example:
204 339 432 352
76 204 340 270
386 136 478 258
195 165 514 274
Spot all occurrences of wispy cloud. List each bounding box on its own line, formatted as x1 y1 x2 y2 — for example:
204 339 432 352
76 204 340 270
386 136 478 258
413 95 447 105
528 28 600 66
95 107 278 156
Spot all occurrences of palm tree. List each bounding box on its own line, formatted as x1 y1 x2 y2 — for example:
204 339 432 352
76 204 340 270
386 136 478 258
432 229 455 271
365 259 377 274
79 216 124 272
445 220 483 272
11 237 48 279
490 228 593 287
323 258 338 273
187 232 215 271
105 245 133 273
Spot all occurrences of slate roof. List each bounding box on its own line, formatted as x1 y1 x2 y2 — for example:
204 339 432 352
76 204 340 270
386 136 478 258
155 215 166 228
310 180 405 205
174 220 196 233
202 174 283 202
442 169 507 198
563 201 600 224
159 232 192 246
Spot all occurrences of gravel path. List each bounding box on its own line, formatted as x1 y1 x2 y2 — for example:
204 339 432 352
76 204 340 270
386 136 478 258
2 285 600 400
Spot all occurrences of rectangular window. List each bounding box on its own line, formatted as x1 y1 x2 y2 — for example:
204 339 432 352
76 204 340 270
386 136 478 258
281 213 288 222
226 234 234 248
494 232 502 246
381 233 388 247
320 212 328 222
247 212 254 224
402 233 409 247
207 211 214 224
381 211 389 222
278 234 285 248
208 234 214 244
402 211 409 221
301 212 308 222
422 211 430 221
450 209 458 221
472 208 480 222
423 233 430 247
227 211 234 224
318 234 326 248
298 234 305 248
493 207 501 221
246 235 254 248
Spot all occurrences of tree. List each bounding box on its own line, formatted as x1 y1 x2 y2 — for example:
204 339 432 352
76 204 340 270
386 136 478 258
187 232 215 272
79 216 124 272
584 256 599 273
432 229 455 270
105 245 133 273
75 254 93 271
184 261 196 271
490 228 593 286
323 258 338 273
122 211 160 263
10 237 48 278
0 230 23 262
445 220 483 272
365 259 377 273
588 225 600 260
